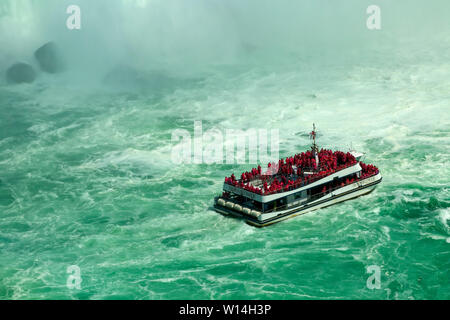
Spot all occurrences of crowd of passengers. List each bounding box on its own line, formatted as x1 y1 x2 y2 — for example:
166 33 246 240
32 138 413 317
224 149 379 196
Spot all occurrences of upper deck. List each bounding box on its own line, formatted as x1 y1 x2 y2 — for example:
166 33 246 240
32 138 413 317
223 148 379 203
224 162 362 203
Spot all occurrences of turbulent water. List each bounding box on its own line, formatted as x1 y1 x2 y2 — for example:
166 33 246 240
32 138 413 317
0 0 449 300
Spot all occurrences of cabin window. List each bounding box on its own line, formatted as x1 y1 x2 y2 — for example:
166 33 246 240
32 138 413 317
253 201 262 210
287 195 295 203
294 191 305 200
263 201 275 212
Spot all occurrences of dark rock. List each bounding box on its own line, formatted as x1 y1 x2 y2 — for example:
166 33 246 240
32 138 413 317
34 42 65 73
6 63 36 84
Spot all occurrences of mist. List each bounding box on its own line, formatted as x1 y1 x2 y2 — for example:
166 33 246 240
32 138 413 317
0 0 449 85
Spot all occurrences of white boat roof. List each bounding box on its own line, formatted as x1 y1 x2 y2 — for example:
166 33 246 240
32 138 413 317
349 151 364 160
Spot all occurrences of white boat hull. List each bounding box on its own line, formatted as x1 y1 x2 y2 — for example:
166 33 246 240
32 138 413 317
214 172 382 227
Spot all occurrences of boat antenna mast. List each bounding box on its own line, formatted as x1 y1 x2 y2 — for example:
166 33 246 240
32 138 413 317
310 123 319 153
310 123 320 169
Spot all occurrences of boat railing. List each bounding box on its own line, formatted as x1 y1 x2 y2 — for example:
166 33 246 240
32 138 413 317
260 162 359 196
227 162 358 196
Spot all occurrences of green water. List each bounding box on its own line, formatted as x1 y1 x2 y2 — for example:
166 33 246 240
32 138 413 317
0 0 449 300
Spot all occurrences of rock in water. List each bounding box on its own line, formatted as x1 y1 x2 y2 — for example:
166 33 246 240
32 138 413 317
34 42 65 73
6 63 36 84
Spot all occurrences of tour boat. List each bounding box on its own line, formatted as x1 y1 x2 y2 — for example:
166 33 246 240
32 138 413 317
213 125 382 227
